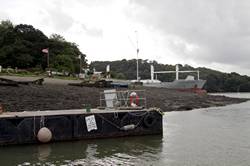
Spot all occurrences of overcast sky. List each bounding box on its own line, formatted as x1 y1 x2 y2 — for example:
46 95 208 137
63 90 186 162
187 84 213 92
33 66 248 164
1 0 250 75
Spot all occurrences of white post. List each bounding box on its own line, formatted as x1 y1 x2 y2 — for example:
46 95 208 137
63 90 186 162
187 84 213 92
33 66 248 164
176 64 179 80
106 65 110 78
0 65 2 73
197 70 200 80
106 65 110 73
151 65 154 81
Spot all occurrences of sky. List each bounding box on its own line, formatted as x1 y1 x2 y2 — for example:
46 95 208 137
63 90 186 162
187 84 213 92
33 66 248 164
1 0 250 75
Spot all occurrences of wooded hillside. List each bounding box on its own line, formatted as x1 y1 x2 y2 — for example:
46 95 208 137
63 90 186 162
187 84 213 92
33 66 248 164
91 59 250 92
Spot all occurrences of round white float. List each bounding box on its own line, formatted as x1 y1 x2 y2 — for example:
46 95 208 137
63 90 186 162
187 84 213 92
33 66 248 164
37 127 52 143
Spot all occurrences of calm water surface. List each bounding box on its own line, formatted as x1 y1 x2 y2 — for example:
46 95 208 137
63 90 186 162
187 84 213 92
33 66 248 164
1 93 250 166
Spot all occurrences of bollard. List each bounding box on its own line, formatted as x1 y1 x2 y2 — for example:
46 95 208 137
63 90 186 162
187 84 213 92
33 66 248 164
83 104 91 113
86 104 91 112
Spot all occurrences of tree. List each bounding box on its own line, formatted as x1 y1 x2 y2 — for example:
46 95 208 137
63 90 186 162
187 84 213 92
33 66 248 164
0 20 87 71
53 54 74 73
50 34 65 42
0 20 13 30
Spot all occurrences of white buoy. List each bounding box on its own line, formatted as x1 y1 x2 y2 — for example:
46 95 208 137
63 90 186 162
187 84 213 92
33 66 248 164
120 124 136 131
37 127 52 143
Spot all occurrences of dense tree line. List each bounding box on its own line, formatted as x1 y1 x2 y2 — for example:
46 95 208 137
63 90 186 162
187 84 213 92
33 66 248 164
1 20 250 92
91 59 250 92
0 20 86 73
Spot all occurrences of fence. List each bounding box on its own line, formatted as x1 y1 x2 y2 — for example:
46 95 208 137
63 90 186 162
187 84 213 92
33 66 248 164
99 89 146 109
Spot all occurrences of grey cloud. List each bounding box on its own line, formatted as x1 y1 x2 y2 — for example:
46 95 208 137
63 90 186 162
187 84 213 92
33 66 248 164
76 0 115 7
44 1 74 32
130 0 250 69
0 11 9 20
48 10 74 32
82 24 103 37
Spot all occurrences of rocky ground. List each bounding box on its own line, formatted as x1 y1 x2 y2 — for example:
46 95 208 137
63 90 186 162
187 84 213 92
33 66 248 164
0 76 248 112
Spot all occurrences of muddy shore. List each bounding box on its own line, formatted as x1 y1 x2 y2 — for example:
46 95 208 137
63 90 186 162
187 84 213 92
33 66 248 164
0 76 248 112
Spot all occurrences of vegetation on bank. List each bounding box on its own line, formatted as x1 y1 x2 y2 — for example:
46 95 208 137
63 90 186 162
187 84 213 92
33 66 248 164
1 20 250 92
0 20 87 74
91 60 250 92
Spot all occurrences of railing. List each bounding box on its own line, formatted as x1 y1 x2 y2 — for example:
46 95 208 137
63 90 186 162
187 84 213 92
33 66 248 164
99 89 146 109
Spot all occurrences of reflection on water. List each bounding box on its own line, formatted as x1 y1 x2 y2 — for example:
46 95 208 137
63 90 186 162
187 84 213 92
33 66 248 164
1 93 250 166
37 145 51 161
0 135 163 166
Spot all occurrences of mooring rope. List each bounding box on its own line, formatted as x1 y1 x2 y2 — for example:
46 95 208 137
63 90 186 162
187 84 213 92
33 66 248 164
135 115 147 128
127 111 148 117
40 116 45 128
96 114 121 129
113 112 118 119
96 111 148 130
148 107 165 116
33 116 36 137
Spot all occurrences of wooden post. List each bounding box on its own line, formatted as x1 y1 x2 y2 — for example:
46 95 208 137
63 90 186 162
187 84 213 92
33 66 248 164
0 104 4 114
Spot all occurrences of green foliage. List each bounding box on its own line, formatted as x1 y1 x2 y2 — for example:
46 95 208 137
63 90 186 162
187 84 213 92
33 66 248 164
50 34 65 42
111 72 126 79
53 54 74 72
0 20 87 73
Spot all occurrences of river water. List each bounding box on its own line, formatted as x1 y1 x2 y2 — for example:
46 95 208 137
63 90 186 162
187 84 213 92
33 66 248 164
1 93 250 166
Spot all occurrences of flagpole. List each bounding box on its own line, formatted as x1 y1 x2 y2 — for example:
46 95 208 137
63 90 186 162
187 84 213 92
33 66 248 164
79 55 81 75
47 48 50 68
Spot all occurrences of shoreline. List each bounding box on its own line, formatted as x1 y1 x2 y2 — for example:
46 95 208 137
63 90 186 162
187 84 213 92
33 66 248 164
0 76 248 112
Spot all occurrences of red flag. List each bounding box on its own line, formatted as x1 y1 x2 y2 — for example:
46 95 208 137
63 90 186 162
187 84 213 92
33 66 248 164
42 48 49 54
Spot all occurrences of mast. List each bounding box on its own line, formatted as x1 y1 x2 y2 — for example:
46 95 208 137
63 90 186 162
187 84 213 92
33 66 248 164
128 31 140 81
135 31 139 81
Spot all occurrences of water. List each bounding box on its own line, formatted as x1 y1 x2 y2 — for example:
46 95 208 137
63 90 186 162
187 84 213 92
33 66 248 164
1 93 250 166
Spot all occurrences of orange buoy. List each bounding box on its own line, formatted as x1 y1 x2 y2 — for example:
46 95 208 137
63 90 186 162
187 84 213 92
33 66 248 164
130 92 139 107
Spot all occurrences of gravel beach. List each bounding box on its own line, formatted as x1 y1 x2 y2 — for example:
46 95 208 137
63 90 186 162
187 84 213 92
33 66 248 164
0 76 248 112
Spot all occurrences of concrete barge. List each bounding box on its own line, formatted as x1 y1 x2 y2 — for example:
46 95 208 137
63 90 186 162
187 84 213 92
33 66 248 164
0 108 163 145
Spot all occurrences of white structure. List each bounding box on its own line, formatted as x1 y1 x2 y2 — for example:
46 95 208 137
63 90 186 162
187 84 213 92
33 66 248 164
104 89 118 108
106 65 111 79
143 64 206 89
151 64 200 81
106 65 110 73
0 65 2 73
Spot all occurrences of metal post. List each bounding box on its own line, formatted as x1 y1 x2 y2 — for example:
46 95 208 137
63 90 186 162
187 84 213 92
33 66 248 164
176 64 179 80
79 55 81 74
136 59 139 81
136 31 139 81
